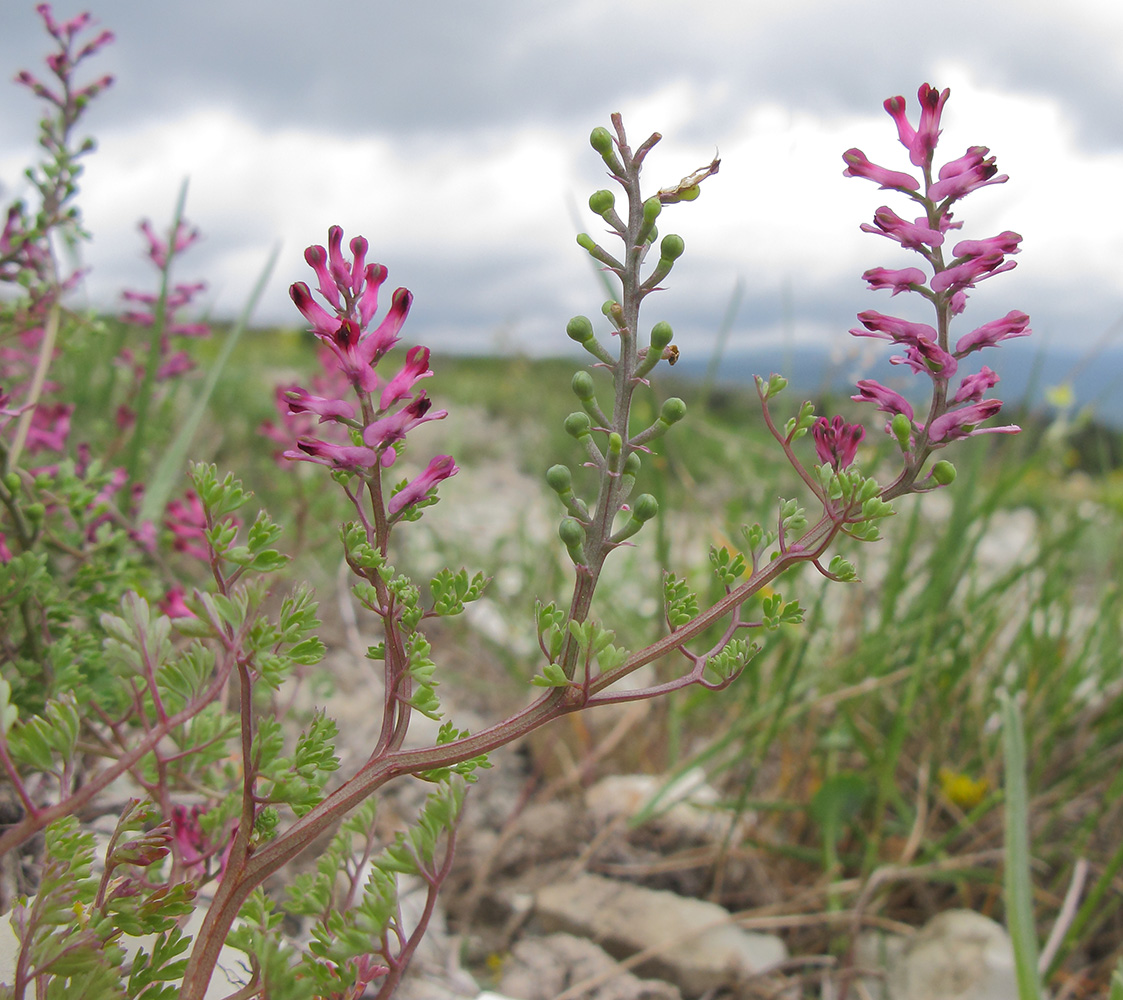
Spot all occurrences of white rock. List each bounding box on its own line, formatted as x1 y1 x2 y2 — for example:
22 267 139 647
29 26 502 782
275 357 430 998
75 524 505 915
533 872 787 996
887 909 1018 1000
585 770 735 842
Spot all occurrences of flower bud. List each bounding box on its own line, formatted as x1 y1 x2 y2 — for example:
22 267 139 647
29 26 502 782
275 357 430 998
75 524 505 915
566 315 594 343
546 464 572 494
650 321 673 351
564 412 592 438
589 189 615 217
660 397 687 425
890 412 913 450
589 126 614 156
660 234 685 261
632 493 659 522
571 370 596 401
559 517 586 563
931 460 957 485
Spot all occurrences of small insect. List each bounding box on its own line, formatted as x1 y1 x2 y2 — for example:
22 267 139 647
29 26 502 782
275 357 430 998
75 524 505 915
664 344 680 366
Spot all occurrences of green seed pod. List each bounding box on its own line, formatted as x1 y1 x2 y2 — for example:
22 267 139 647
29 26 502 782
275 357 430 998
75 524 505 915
546 464 572 494
607 432 623 457
571 370 595 401
678 185 701 202
589 126 614 155
632 493 659 522
24 502 45 523
576 233 597 253
564 412 592 438
643 197 662 227
566 315 594 343
660 397 687 425
931 460 957 485
660 233 685 261
623 451 641 477
2 472 20 494
589 189 615 216
650 321 673 351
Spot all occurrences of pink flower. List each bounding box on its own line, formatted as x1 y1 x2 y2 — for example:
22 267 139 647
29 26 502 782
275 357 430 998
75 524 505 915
379 345 433 411
860 207 944 251
842 149 920 191
813 416 865 471
928 147 1008 202
287 439 382 470
951 232 1021 260
388 455 458 515
139 219 201 270
165 491 211 561
954 310 1032 355
929 252 1015 295
159 587 195 619
852 379 915 421
954 366 1000 404
889 338 958 378
284 387 356 422
851 310 937 347
928 399 1018 442
863 266 927 295
0 533 11 564
362 393 447 460
884 84 950 167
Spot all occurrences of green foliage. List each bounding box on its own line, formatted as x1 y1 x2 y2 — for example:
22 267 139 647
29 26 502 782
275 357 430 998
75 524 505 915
255 711 340 817
429 568 489 616
664 573 699 629
709 545 746 587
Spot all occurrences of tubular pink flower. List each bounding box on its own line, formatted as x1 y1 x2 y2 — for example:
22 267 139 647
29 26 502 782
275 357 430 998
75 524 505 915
357 264 390 328
863 266 927 295
363 393 447 454
915 84 950 165
287 438 381 470
928 147 1008 202
284 387 356 422
304 244 341 310
813 416 865 470
388 455 459 515
359 286 412 364
928 399 1016 442
851 310 937 346
289 281 340 339
379 345 433 411
889 339 958 378
165 491 211 561
842 149 920 191
954 366 1000 403
852 379 914 420
951 232 1021 260
930 252 1015 295
860 207 944 251
954 310 1032 355
140 218 200 270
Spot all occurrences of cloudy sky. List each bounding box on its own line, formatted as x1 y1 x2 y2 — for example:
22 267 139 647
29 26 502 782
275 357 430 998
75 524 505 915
3 0 1123 369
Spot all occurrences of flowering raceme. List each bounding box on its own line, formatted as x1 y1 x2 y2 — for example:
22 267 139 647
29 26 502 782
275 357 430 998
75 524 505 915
284 227 457 515
842 83 1028 493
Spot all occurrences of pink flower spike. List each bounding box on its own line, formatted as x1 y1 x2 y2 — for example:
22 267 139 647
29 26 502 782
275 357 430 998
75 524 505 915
852 379 915 420
388 455 459 515
928 399 1015 442
380 345 433 411
813 415 865 471
951 232 1022 260
842 149 921 191
954 366 1000 403
863 266 927 295
954 310 1032 355
861 207 944 251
